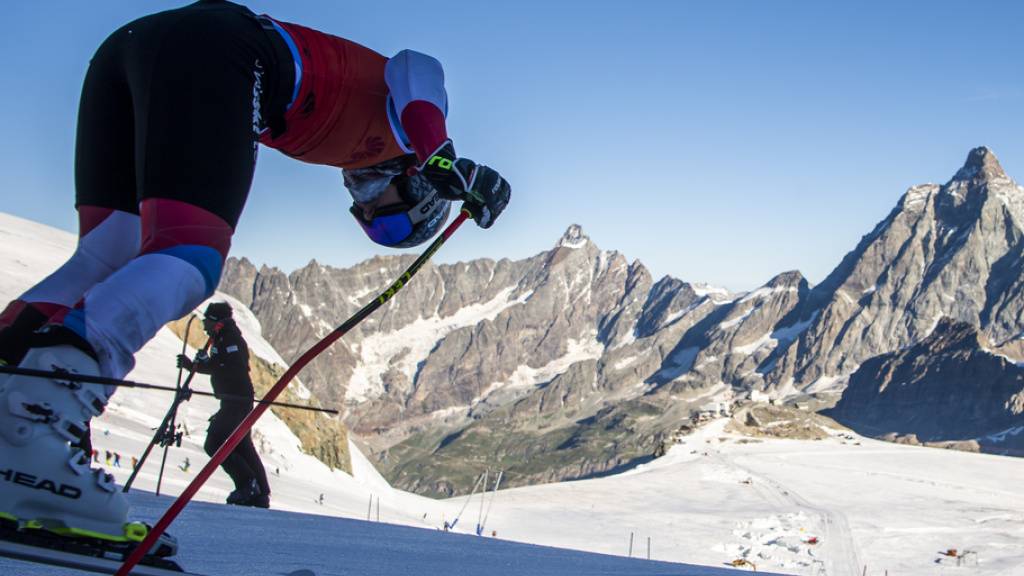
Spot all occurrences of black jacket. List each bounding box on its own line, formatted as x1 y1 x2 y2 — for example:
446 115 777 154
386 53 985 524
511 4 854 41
193 321 254 403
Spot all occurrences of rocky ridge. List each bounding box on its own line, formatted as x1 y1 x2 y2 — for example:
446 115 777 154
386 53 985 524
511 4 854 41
825 318 1024 456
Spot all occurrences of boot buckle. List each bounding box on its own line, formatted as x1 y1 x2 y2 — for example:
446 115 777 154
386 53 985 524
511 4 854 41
74 386 108 417
48 366 82 390
95 469 116 493
51 417 87 443
8 392 56 422
67 449 91 476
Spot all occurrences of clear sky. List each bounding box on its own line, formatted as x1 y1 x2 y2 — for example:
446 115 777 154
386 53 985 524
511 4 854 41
2 1 1021 291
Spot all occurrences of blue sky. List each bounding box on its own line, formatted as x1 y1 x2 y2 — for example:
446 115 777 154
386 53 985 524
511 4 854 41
2 1 1022 291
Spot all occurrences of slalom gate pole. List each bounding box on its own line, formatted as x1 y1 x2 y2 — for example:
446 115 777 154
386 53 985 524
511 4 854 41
116 209 471 576
0 365 337 415
123 321 204 494
121 376 188 494
156 335 212 496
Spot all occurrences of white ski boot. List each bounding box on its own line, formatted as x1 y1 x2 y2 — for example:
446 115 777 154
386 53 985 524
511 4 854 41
0 344 174 557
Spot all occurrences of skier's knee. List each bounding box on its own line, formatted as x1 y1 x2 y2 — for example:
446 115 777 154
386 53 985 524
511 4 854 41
75 208 141 272
138 197 235 314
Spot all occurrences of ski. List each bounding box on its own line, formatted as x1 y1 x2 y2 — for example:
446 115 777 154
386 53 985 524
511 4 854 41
0 538 204 575
0 515 191 575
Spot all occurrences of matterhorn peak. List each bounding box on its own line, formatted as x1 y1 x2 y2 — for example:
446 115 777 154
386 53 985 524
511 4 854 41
950 146 1006 183
557 224 590 249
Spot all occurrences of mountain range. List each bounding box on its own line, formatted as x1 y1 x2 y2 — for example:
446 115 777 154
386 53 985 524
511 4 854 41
219 147 1024 496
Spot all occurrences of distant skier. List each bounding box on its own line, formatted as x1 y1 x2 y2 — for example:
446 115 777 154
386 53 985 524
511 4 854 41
318 493 324 506
112 452 121 468
180 457 191 473
178 302 270 508
0 0 508 552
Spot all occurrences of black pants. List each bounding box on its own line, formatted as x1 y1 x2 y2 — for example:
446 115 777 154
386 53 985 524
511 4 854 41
205 402 270 495
75 0 293 227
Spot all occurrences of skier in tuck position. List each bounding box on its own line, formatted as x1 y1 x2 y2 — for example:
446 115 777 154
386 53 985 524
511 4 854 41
0 0 510 557
177 302 270 508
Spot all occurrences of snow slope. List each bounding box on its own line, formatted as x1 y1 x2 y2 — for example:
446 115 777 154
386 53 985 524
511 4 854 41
6 491 744 576
2 211 1022 576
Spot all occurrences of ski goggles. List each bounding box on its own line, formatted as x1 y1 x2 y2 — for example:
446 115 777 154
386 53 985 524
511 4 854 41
350 189 442 247
342 157 410 203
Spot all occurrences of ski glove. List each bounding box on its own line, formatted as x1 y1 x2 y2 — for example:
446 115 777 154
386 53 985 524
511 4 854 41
176 350 207 372
417 140 510 229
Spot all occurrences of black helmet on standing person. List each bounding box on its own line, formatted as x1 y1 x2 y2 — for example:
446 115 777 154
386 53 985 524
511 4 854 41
203 302 233 321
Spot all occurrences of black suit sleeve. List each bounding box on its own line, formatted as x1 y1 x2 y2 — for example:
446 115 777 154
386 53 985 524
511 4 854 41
207 331 250 380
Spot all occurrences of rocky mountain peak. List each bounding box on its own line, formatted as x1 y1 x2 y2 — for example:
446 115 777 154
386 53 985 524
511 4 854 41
557 224 590 249
951 146 1006 184
765 270 805 289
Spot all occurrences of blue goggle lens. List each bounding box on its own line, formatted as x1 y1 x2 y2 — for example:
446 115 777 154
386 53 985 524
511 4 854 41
352 208 414 247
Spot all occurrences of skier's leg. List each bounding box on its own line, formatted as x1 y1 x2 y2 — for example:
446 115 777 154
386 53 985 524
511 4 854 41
0 21 141 367
50 1 280 379
0 21 145 541
0 210 139 469
0 212 138 456
61 198 234 378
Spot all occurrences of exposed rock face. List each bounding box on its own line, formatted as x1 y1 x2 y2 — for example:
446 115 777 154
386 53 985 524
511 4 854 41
219 148 1024 495
826 318 1024 456
767 147 1024 391
726 404 844 441
220 225 764 495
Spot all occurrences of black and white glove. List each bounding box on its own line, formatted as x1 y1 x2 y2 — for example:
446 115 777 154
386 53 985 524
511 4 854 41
417 140 510 229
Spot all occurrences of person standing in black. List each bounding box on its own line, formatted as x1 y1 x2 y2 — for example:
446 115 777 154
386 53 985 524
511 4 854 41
177 302 270 508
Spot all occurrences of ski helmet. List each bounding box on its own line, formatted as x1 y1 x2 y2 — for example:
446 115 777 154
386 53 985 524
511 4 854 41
344 157 451 249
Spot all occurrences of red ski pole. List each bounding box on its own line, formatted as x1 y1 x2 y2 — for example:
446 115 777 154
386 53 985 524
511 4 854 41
117 209 471 575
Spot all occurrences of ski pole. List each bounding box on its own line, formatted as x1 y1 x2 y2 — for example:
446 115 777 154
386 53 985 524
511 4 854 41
116 209 471 576
0 365 338 415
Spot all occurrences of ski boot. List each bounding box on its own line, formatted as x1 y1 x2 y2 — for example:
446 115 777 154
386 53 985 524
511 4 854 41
0 342 177 559
226 478 270 509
